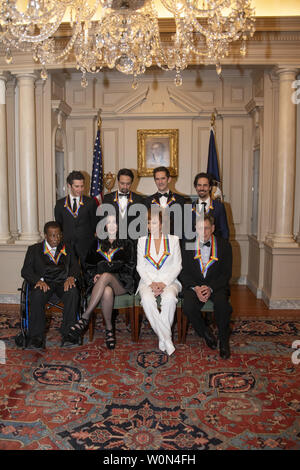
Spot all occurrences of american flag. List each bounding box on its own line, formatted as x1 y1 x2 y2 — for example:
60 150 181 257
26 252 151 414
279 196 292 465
90 126 104 205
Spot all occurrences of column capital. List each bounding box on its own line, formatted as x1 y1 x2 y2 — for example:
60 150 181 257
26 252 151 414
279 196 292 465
274 66 299 78
0 72 10 83
13 71 39 82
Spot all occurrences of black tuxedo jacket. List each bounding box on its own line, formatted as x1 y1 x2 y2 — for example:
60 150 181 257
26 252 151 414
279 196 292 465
179 236 232 294
192 198 229 240
54 195 98 261
146 191 187 237
21 241 81 287
100 191 147 240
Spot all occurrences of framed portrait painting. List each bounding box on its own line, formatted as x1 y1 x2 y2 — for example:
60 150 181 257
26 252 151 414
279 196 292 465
137 129 178 177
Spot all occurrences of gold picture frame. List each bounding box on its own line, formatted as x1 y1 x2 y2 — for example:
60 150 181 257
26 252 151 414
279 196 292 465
137 129 179 177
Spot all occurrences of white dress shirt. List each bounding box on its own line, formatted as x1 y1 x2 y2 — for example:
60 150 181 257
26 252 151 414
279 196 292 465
45 240 57 258
158 192 169 208
118 191 129 217
71 195 80 211
200 241 211 278
197 196 210 214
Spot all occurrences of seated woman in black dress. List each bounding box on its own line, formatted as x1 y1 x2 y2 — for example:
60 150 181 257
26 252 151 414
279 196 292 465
67 214 136 349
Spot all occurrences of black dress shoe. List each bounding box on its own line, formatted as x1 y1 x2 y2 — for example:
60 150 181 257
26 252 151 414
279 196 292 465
203 327 217 350
61 334 79 347
30 336 45 349
219 339 230 359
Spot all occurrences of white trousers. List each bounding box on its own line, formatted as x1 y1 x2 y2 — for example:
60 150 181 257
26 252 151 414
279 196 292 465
139 283 180 355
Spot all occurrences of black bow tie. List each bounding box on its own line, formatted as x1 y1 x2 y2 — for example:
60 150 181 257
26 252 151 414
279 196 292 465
158 192 169 199
119 193 129 198
201 241 211 248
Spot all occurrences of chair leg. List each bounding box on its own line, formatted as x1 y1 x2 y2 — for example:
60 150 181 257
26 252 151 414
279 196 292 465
124 308 130 326
134 305 141 342
181 314 188 344
176 305 182 343
130 306 135 342
89 312 95 342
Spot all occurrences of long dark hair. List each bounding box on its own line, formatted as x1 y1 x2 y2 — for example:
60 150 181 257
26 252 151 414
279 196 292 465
97 215 123 251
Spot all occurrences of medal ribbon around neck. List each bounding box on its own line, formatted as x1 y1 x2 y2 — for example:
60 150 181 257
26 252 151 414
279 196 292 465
144 234 170 270
152 194 176 207
192 200 214 217
64 195 84 218
194 235 218 276
114 191 133 210
96 241 121 262
43 241 67 265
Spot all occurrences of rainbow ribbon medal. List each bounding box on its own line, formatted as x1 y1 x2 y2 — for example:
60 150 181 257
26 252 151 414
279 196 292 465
192 200 214 217
43 242 67 265
151 194 176 207
144 234 170 270
64 196 84 218
194 235 218 276
114 191 133 210
96 241 121 263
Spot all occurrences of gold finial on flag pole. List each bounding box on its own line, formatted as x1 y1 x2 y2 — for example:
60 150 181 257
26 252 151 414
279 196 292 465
210 112 215 129
97 108 102 129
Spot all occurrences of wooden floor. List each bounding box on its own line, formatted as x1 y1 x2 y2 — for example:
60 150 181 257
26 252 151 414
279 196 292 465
230 285 300 319
1 285 300 320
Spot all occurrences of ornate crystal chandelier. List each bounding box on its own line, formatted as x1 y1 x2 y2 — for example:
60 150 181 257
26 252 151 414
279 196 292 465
0 0 255 87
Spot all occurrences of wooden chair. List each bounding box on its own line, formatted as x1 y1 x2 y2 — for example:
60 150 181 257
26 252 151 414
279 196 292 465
180 299 214 343
88 293 135 342
134 293 182 343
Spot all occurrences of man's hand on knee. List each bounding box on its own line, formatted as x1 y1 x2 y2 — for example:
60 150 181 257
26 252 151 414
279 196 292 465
34 280 50 292
64 276 76 292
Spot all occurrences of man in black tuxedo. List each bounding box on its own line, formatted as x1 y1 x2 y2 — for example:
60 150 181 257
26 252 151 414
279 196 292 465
20 221 81 348
192 172 229 240
54 171 98 264
146 166 187 238
180 214 233 359
99 168 146 241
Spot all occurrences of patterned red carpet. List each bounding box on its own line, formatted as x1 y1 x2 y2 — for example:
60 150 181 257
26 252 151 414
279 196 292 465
0 309 300 451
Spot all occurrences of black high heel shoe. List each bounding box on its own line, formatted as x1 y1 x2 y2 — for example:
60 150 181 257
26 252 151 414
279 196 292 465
105 329 116 350
68 318 89 342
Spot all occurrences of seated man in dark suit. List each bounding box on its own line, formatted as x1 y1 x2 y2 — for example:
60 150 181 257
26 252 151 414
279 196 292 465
179 214 233 359
146 166 187 238
20 221 81 348
192 172 229 240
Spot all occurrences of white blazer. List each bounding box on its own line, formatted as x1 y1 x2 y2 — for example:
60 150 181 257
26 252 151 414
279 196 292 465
136 234 182 292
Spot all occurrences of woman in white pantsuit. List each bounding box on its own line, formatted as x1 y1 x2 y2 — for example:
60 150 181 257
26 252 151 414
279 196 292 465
136 209 182 355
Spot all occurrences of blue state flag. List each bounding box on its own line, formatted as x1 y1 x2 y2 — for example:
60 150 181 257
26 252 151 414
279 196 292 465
90 127 104 205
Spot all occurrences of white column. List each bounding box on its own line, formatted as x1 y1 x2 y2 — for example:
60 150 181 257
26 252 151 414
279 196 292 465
271 67 298 246
15 73 40 243
0 74 11 243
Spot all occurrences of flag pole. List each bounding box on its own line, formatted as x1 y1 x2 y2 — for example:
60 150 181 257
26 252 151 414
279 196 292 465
210 112 215 131
97 108 102 130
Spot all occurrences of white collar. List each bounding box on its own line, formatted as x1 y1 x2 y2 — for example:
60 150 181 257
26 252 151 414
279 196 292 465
198 196 210 206
45 241 56 253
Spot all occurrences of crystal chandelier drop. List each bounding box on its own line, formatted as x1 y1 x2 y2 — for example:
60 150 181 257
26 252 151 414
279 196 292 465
0 0 255 87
